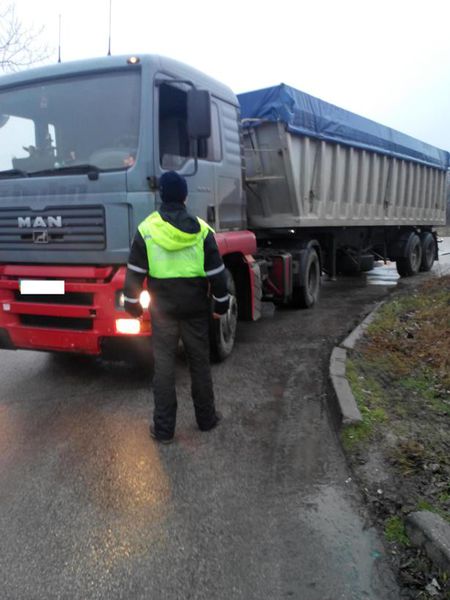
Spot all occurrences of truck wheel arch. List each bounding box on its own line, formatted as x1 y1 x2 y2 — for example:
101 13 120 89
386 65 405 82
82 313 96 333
223 253 255 321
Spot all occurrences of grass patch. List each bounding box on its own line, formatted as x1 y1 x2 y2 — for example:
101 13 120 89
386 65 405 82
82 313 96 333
384 516 410 546
362 277 450 390
341 358 387 450
343 275 450 544
417 499 436 512
399 373 450 416
344 276 450 453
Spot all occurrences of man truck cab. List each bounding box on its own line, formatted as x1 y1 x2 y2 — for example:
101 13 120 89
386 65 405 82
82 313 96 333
0 55 256 360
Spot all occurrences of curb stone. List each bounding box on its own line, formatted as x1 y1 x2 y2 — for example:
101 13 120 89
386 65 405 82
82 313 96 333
329 300 385 426
405 511 450 574
340 301 385 351
329 347 362 425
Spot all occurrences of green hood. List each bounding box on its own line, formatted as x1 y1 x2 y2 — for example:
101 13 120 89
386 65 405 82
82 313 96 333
147 213 203 251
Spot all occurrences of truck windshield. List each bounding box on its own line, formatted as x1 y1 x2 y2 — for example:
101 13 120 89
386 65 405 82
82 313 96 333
0 69 140 176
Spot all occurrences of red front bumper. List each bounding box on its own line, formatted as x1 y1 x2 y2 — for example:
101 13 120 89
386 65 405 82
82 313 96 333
0 264 150 355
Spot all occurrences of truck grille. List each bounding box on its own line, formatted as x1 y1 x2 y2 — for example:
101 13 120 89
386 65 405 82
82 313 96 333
0 205 106 250
19 315 93 331
13 291 94 306
0 265 113 334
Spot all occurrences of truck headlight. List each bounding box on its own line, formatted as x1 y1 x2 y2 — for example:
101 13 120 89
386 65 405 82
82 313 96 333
116 318 141 335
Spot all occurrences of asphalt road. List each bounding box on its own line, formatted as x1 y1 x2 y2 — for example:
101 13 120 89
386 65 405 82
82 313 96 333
2 253 449 600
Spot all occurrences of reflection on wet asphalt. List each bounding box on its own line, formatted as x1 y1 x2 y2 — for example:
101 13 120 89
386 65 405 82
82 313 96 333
366 237 450 285
366 262 400 286
1 243 448 599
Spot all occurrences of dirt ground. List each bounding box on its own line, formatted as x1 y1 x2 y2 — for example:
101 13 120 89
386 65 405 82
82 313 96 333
342 274 450 599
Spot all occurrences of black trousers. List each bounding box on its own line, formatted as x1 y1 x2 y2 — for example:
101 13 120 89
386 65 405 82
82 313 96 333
151 308 217 439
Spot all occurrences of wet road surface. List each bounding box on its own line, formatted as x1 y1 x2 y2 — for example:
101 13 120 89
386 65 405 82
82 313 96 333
1 249 449 599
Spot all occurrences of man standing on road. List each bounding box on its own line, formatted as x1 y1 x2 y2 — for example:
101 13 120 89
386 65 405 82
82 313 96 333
124 171 229 444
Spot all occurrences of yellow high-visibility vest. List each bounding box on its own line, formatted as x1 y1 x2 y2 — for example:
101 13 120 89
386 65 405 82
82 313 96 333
138 212 213 279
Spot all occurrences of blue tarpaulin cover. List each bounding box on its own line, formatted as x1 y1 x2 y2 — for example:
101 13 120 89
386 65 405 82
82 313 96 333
238 84 450 171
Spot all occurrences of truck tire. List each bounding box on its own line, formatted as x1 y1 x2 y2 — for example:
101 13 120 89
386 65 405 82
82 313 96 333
210 269 238 362
396 233 422 277
291 247 321 308
419 232 436 272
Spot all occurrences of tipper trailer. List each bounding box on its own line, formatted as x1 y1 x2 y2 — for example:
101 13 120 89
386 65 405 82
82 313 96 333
0 55 448 361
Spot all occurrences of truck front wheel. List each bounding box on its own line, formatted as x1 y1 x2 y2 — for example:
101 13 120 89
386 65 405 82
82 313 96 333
396 233 422 277
210 269 238 362
291 247 321 308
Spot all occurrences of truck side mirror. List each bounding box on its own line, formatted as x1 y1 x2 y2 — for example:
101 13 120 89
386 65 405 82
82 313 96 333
187 89 211 140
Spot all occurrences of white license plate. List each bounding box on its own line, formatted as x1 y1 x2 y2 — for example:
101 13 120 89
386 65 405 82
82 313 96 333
20 280 65 295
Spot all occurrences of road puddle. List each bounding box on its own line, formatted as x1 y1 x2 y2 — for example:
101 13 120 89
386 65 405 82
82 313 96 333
366 262 400 286
365 236 450 286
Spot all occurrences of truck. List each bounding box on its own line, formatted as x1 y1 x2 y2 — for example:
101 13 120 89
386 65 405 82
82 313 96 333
0 55 448 362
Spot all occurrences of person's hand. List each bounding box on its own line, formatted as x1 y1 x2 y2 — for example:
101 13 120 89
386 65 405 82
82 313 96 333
212 313 222 320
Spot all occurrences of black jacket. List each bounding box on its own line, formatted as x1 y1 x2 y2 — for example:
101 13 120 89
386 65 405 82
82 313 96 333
124 202 230 318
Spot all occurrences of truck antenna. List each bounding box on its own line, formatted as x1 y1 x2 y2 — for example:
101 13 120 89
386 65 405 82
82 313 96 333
57 13 62 63
107 0 112 56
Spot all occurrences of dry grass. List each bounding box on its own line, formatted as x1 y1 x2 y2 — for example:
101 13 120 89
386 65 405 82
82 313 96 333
343 275 450 595
344 274 450 515
363 276 450 390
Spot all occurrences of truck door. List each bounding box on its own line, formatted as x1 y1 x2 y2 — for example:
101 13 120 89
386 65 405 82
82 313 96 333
154 79 216 227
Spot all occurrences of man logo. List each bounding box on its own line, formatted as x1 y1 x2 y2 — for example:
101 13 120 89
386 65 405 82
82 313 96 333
18 216 63 228
33 231 49 244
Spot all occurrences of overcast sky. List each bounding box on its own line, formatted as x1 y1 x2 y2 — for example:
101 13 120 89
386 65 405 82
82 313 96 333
13 0 450 151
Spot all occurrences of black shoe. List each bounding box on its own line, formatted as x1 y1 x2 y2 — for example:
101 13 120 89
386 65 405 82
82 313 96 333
199 411 222 432
149 425 174 445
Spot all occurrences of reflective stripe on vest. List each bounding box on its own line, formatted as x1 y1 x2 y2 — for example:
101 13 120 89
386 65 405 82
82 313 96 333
138 212 212 279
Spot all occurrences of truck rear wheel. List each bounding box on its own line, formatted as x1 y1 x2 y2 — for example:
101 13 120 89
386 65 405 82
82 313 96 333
396 233 422 277
291 247 321 308
419 232 436 272
210 269 237 362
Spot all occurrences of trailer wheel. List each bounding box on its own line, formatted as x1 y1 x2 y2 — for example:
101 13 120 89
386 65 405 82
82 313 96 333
420 232 436 272
291 247 321 308
396 233 422 277
210 269 238 362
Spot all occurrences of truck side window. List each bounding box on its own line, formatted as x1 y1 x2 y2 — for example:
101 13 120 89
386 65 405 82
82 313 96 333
159 83 190 170
159 84 221 167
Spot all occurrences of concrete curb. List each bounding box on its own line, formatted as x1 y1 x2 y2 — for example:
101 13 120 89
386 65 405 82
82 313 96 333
405 511 450 574
329 301 385 426
329 347 362 425
340 301 385 351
